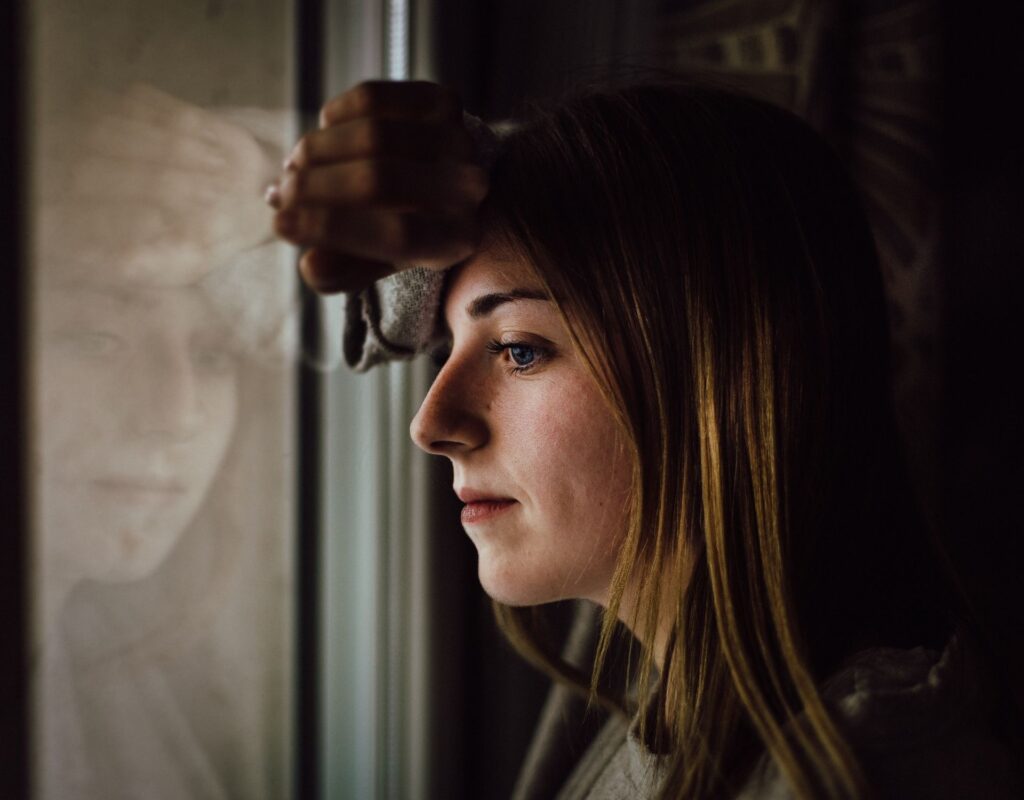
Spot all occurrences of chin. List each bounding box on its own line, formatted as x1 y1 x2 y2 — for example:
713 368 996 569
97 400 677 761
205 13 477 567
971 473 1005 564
475 555 566 607
88 526 182 584
93 552 169 584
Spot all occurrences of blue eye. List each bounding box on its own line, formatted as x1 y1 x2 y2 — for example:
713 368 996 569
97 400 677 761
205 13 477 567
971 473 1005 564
485 338 551 375
508 344 536 367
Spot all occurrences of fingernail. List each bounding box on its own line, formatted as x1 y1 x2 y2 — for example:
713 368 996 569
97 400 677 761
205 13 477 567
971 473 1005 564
264 182 281 209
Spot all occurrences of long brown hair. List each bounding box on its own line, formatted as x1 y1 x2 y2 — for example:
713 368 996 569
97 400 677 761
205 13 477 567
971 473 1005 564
482 81 962 798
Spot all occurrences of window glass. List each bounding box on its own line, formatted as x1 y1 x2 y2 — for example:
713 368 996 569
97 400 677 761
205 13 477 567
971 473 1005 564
29 2 297 797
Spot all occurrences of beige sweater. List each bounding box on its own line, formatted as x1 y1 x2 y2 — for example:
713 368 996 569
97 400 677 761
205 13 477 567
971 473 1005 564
511 604 1021 799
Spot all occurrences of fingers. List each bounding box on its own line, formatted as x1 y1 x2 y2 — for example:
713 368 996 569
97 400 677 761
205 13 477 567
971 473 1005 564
274 207 479 268
298 248 395 294
274 158 488 212
285 118 477 170
319 81 462 128
269 80 486 294
79 115 229 172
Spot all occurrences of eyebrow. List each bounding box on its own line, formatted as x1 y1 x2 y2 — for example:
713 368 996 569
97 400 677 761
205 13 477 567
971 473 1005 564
466 288 551 319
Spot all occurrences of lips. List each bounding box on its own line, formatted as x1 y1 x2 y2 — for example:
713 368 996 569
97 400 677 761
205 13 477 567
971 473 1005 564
455 486 517 525
460 499 516 525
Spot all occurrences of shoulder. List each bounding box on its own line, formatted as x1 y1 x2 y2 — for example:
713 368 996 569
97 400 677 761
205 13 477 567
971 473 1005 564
741 626 1023 799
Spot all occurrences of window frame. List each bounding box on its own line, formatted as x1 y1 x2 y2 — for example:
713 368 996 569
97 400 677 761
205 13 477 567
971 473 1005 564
0 0 29 795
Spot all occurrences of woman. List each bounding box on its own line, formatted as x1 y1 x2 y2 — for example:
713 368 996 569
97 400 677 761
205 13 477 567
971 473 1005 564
36 84 296 799
271 80 1022 798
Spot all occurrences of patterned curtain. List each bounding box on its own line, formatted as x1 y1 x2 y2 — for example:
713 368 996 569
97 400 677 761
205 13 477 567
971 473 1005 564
654 0 942 514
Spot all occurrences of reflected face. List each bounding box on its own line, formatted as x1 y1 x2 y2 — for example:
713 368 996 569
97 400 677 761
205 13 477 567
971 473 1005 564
410 251 632 606
37 282 240 584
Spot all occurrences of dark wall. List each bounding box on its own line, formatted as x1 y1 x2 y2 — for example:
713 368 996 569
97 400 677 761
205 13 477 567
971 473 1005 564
939 0 1024 732
433 0 659 120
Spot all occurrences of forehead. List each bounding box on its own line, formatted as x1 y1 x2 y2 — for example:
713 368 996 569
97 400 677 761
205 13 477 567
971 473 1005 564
41 281 223 328
443 248 542 318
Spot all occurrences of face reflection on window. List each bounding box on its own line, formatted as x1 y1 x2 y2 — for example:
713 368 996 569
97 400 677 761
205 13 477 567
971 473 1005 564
37 281 240 588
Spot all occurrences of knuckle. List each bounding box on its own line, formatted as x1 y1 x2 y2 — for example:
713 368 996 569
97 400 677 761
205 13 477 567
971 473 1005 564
353 160 387 202
352 81 383 115
292 137 311 167
321 91 345 122
288 168 308 202
303 207 328 239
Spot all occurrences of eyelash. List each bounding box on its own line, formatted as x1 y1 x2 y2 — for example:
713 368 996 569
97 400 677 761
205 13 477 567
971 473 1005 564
485 339 551 375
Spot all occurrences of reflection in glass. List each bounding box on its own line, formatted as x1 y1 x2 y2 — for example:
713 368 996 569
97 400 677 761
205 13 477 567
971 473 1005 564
30 3 297 797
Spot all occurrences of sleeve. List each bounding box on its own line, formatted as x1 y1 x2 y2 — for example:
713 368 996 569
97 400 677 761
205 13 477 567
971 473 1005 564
510 602 617 800
341 112 502 372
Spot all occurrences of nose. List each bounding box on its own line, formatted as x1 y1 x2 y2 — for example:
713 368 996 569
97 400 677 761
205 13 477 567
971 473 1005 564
409 354 488 456
128 343 206 440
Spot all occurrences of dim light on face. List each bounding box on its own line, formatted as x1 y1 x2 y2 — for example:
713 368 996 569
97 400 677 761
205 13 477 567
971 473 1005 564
410 250 632 607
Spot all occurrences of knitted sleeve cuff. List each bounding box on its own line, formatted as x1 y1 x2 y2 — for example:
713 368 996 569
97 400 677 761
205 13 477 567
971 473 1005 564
342 111 500 372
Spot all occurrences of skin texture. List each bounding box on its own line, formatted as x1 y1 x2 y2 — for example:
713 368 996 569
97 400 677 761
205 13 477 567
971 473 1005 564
409 249 632 607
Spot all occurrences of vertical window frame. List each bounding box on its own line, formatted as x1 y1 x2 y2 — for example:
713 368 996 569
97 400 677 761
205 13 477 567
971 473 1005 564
0 0 30 794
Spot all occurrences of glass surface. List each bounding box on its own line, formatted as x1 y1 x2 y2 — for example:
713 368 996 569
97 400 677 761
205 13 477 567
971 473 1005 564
28 2 297 797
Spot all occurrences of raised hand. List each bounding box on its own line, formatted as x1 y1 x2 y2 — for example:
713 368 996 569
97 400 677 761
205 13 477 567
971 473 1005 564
268 81 489 293
39 83 279 288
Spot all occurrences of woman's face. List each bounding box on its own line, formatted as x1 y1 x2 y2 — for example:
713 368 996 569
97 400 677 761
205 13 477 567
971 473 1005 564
410 248 632 606
37 282 240 586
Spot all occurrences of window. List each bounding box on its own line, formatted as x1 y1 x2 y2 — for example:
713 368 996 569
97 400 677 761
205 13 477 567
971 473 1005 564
27 2 299 797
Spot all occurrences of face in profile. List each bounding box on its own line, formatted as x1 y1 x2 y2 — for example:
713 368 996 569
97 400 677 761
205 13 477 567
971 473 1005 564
410 248 632 607
37 281 240 587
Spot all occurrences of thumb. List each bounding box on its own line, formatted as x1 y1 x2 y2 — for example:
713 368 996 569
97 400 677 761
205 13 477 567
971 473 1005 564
299 248 396 294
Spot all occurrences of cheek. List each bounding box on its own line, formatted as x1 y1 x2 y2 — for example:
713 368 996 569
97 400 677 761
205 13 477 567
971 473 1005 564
512 378 631 533
191 374 238 471
38 353 125 464
203 372 239 430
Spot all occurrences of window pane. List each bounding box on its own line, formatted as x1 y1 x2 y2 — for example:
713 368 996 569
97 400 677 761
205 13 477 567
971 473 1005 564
28 2 297 797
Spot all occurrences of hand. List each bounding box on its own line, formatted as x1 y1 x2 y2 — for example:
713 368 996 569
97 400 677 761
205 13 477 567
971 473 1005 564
39 83 279 287
268 81 489 294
